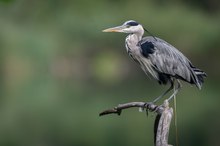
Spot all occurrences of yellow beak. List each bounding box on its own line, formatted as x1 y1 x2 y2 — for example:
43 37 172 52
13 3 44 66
102 25 125 32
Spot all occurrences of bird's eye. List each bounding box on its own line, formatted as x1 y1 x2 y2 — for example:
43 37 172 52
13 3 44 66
126 25 130 28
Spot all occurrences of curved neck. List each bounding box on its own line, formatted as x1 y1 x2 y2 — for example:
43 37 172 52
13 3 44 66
127 32 143 45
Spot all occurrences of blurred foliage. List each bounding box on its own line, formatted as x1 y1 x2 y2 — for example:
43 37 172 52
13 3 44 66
0 0 220 146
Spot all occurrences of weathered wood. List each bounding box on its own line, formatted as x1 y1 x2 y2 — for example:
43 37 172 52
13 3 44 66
155 100 173 146
99 100 173 146
99 102 164 116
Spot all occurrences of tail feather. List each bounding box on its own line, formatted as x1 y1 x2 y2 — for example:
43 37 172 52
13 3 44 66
189 63 207 89
193 69 207 89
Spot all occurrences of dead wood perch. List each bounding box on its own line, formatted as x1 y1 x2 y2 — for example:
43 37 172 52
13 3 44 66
99 100 173 146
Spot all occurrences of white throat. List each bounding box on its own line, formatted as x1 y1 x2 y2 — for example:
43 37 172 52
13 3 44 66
126 33 143 46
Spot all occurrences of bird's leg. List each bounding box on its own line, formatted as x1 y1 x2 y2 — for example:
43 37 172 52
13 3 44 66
152 82 174 103
167 80 182 102
144 83 174 113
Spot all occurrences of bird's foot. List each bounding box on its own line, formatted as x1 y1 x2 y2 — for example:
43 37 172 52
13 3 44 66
143 102 157 116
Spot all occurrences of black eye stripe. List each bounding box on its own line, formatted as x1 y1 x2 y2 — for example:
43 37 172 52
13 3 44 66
126 21 139 26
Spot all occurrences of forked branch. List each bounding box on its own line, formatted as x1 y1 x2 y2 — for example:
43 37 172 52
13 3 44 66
99 102 164 116
99 100 173 146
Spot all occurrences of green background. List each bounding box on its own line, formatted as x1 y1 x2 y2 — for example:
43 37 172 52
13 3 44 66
0 0 220 146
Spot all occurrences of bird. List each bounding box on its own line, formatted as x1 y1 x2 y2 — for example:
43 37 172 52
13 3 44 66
103 20 207 102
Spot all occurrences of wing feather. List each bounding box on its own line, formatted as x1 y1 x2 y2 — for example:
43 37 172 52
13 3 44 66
139 37 196 83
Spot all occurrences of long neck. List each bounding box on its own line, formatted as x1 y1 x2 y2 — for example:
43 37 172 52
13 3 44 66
126 33 143 46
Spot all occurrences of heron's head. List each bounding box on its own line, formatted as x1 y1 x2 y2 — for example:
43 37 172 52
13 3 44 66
103 20 144 35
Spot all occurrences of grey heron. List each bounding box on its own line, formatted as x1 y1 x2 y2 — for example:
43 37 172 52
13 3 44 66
103 20 207 102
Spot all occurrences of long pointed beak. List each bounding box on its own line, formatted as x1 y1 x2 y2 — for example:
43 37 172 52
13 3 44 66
102 25 126 32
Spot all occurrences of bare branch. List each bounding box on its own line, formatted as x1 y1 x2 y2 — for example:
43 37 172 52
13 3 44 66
155 100 173 146
99 100 173 146
99 102 164 116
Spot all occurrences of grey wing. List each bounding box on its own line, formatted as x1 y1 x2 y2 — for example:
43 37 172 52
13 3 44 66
140 37 197 84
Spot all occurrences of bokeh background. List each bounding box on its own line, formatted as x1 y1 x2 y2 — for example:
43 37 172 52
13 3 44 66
1 0 220 146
